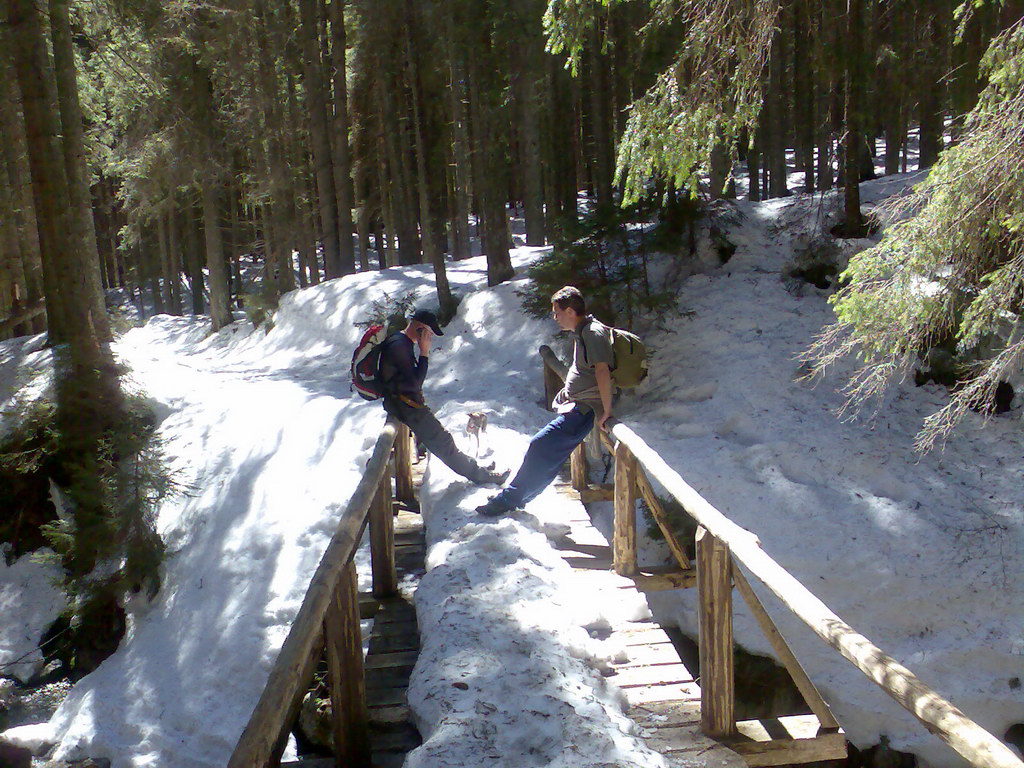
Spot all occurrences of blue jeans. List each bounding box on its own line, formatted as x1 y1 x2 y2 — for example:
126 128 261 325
492 407 595 510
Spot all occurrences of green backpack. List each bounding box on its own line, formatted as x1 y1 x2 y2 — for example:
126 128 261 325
580 319 649 388
610 327 649 388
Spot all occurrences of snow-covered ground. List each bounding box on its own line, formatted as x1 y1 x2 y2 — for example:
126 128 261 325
1 170 1022 767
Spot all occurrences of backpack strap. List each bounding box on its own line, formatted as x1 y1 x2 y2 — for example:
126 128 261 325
576 315 604 366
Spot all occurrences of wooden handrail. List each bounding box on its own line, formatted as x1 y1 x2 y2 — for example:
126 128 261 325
229 417 404 768
539 347 1023 768
0 298 45 336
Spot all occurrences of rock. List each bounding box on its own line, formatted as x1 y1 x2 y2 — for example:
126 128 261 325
297 691 334 751
0 740 32 768
783 235 844 290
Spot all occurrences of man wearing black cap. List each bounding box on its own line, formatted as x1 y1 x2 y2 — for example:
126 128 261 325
378 309 508 486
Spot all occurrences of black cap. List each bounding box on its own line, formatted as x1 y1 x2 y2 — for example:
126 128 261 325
410 308 444 336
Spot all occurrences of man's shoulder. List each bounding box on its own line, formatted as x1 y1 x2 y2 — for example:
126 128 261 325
579 317 613 344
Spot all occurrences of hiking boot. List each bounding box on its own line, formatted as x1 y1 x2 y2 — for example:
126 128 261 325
476 496 513 517
476 467 510 487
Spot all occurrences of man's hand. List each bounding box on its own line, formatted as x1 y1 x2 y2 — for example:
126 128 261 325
418 327 434 356
597 410 612 431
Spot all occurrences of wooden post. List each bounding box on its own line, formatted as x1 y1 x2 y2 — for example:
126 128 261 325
394 422 414 504
570 442 588 490
370 474 397 598
543 362 561 410
612 441 638 576
697 526 735 739
325 561 371 767
371 473 396 593
228 421 398 768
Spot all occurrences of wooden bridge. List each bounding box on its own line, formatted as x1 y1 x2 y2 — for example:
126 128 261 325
227 347 1024 768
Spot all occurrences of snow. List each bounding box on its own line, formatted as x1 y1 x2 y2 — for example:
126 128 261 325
0 548 65 684
1 174 1022 767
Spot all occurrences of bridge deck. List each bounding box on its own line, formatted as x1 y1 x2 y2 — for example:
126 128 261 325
555 482 845 768
362 508 426 768
553 486 747 768
289 470 842 768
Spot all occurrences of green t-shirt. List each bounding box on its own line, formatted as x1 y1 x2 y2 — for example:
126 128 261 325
552 315 615 418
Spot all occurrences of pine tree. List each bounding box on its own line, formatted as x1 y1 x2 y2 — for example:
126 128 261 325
805 20 1024 449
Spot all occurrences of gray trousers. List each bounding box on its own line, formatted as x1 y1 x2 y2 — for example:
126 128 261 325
384 398 489 483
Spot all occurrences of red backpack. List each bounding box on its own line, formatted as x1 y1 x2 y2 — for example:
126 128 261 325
350 324 388 400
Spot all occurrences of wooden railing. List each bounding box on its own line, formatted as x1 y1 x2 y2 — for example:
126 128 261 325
229 416 414 768
540 344 1023 768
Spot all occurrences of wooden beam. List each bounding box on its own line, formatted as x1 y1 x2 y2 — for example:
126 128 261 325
325 562 371 766
730 715 847 767
370 475 397 598
635 467 692 571
607 420 1024 768
393 423 414 506
228 419 399 768
630 570 696 591
0 298 45 336
358 593 380 619
697 526 735 739
544 362 562 411
578 482 613 503
539 344 567 381
570 443 589 491
732 565 840 730
613 441 638 576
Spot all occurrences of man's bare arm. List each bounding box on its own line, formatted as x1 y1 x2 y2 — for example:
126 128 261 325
595 362 613 429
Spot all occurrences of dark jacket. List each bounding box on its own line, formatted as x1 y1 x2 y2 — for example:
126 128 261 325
378 332 428 407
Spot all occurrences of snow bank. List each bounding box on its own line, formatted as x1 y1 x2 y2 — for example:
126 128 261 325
0 548 65 684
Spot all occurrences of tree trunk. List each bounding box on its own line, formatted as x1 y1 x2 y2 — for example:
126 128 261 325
10 0 125 575
200 180 232 330
353 154 371 271
747 125 762 202
156 213 172 312
299 0 342 277
403 7 453 319
49 0 110 341
8 0 69 342
517 35 546 245
918 2 947 169
182 205 206 315
467 60 513 286
0 40 43 335
709 134 730 200
167 208 182 314
587 26 614 208
841 0 864 234
449 51 472 260
374 147 394 269
766 19 789 199
328 0 356 274
793 0 814 192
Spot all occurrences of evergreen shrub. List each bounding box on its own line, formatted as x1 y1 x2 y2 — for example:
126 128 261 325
356 289 419 336
241 282 279 329
805 21 1024 448
518 204 680 328
0 392 174 676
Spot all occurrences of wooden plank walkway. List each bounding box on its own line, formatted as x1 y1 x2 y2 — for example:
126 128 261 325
554 480 844 768
362 506 426 768
552 483 747 768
